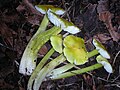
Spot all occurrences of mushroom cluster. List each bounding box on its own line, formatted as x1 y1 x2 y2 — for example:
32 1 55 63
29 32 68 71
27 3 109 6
19 5 81 75
50 35 113 73
35 5 81 34
20 4 113 90
92 39 112 73
50 35 88 65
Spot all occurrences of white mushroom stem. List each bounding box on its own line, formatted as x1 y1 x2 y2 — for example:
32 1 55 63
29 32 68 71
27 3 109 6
19 14 49 75
27 48 55 90
28 54 66 90
19 26 61 75
45 63 103 80
46 63 75 79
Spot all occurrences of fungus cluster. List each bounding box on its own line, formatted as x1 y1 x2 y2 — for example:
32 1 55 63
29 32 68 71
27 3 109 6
50 35 113 73
50 35 88 65
19 5 81 75
18 4 113 90
92 39 112 73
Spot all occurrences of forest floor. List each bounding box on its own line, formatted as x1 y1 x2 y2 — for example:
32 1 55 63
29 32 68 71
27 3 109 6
0 0 120 90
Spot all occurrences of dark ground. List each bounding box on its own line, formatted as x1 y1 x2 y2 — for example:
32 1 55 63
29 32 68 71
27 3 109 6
0 0 120 90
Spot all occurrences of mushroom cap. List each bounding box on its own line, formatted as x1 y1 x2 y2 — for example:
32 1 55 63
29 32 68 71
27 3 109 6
93 39 110 59
50 35 62 53
47 10 80 34
63 47 88 65
63 35 86 49
96 55 113 73
63 35 88 65
35 5 65 15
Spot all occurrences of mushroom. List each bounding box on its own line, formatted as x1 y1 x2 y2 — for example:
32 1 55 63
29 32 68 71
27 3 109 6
19 5 65 75
87 39 110 59
35 5 65 15
34 5 65 33
96 55 113 73
50 35 63 53
63 35 86 49
45 55 113 81
92 39 110 59
63 47 88 65
50 35 88 65
63 35 88 65
47 10 81 34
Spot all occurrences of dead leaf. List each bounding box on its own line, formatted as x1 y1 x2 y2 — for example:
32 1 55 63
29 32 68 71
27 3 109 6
98 11 112 23
39 45 48 56
97 0 120 42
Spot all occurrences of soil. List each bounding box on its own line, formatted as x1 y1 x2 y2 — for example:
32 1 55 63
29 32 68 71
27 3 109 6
0 0 120 90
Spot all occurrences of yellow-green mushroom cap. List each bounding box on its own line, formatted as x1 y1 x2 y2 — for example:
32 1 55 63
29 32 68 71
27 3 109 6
47 10 80 34
50 35 62 53
63 47 88 65
63 35 86 49
35 5 65 15
96 55 113 73
63 35 88 65
93 39 110 59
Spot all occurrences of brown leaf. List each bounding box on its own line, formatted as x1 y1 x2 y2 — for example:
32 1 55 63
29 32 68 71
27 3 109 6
39 45 48 56
97 0 120 42
98 11 112 23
